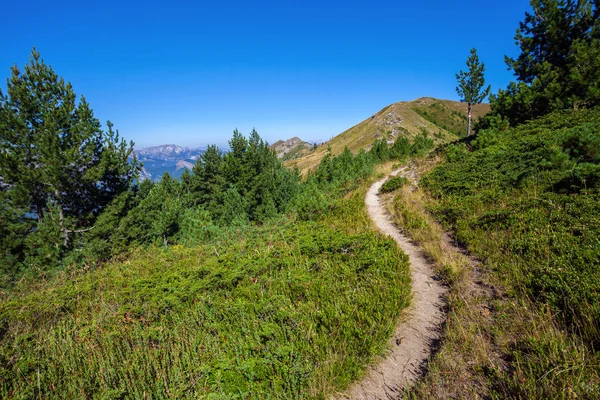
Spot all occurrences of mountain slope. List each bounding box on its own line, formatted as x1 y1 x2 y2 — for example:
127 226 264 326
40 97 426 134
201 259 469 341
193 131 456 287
269 137 312 161
285 97 490 173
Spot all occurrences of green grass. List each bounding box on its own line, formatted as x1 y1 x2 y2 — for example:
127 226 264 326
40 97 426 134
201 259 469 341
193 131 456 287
0 185 411 399
410 98 489 138
420 108 600 397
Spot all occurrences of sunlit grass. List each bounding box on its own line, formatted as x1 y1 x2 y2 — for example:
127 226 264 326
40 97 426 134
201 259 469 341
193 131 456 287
0 182 411 399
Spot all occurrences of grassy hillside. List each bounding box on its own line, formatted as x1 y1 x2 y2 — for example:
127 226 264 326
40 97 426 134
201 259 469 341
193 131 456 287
397 108 600 398
410 97 490 137
0 158 411 399
285 97 489 174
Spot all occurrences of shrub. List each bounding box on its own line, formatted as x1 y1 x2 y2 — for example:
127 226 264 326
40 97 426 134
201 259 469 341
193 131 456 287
423 108 600 345
379 176 408 194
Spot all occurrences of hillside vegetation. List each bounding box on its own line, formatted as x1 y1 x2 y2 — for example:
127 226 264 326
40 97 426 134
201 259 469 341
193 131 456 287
1 193 410 398
405 108 600 397
425 108 600 337
2 0 599 398
383 1 600 395
286 97 489 174
0 61 435 395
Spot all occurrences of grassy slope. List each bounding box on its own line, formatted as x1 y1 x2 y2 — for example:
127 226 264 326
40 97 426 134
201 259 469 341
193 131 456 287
286 97 489 174
0 176 411 399
269 137 312 161
391 109 600 398
281 143 310 162
410 97 490 137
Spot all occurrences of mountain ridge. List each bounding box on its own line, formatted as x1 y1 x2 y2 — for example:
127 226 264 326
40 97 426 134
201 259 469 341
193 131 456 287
284 97 490 173
134 144 205 181
135 97 490 179
135 144 204 162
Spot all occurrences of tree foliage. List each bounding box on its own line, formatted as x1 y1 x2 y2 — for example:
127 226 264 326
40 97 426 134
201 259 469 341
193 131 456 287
491 0 600 125
0 49 139 254
0 49 140 281
0 49 438 284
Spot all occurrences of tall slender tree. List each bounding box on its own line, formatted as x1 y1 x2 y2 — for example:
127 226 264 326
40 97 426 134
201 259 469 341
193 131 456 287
456 48 490 137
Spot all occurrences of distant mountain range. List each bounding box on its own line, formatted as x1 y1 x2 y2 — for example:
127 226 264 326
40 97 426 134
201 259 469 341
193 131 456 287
134 144 205 181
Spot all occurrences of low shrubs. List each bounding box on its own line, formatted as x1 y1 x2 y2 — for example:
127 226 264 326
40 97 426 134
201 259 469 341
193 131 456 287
423 108 600 346
379 176 408 194
0 194 411 398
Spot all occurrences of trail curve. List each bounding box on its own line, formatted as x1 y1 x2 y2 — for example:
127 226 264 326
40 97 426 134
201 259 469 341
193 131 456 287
337 169 448 399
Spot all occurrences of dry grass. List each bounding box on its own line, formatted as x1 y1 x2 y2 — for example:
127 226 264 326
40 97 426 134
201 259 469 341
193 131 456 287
381 165 502 398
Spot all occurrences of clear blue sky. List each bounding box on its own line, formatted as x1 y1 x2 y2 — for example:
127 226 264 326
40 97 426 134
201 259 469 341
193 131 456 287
1 0 531 148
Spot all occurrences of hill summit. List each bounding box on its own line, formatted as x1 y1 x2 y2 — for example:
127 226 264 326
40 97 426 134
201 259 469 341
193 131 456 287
285 97 490 173
269 137 312 161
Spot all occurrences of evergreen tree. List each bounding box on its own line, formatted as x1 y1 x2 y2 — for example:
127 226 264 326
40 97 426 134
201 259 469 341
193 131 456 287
390 136 411 160
222 129 249 192
369 138 389 161
455 48 490 136
0 187 32 284
189 144 225 212
0 49 140 251
492 0 600 124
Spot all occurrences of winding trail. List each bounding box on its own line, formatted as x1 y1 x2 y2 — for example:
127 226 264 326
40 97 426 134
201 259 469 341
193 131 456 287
338 169 448 399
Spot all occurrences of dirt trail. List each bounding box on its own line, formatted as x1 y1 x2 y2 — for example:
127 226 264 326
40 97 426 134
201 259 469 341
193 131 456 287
337 169 448 399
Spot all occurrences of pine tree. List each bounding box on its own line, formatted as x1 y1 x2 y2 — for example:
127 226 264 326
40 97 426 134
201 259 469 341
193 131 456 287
222 129 249 192
189 144 225 211
455 48 490 137
0 49 139 251
0 187 32 283
492 0 600 124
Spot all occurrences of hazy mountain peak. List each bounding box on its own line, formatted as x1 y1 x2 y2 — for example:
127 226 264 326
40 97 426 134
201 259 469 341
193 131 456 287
134 144 206 181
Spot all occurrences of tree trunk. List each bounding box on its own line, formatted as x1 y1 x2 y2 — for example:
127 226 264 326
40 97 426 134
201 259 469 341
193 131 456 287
54 190 70 248
35 204 44 222
467 103 472 137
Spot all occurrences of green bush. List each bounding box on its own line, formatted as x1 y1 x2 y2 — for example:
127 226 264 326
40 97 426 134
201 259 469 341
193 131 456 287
179 207 220 244
423 108 600 345
410 130 435 156
390 136 411 160
292 182 330 221
369 138 390 161
379 176 408 193
0 205 410 399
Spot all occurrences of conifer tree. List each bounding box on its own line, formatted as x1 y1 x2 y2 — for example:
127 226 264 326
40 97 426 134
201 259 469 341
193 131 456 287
456 48 490 137
189 144 225 211
0 49 139 250
222 129 249 192
492 0 600 124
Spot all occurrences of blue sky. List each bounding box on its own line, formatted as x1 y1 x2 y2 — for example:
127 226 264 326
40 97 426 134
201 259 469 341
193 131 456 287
1 0 531 148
